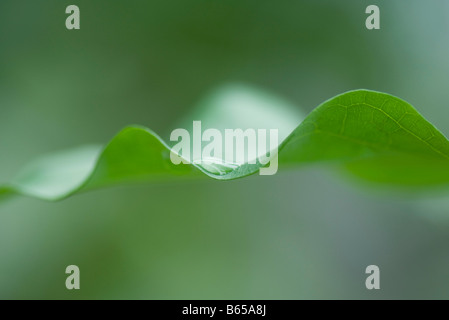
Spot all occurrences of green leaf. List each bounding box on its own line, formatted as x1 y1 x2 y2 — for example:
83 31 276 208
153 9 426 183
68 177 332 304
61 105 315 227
172 83 305 144
279 90 449 185
3 88 449 202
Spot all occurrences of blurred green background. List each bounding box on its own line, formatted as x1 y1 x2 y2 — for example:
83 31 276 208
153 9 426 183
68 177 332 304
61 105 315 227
2 0 449 299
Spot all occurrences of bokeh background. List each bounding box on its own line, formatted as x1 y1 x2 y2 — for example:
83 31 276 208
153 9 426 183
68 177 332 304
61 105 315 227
2 0 449 299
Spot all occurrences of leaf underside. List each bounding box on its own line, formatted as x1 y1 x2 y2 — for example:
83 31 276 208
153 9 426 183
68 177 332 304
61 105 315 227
3 89 449 202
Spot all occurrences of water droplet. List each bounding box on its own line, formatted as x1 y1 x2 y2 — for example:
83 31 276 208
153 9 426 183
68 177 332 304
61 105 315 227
193 157 239 176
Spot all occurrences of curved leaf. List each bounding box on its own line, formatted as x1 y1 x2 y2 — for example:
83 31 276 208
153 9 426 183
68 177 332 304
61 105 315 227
3 89 449 201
